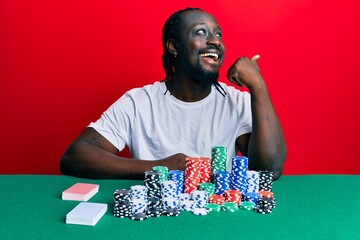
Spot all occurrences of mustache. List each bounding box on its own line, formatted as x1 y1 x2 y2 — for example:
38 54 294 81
198 46 222 54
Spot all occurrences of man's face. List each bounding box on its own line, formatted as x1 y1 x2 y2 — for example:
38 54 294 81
176 10 225 83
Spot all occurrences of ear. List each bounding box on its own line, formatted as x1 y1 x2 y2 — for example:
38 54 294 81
166 39 178 57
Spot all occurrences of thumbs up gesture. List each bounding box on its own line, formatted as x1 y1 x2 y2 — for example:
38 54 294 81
227 54 263 90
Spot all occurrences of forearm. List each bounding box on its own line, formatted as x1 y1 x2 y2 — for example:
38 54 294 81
248 81 287 179
61 142 188 180
61 143 154 179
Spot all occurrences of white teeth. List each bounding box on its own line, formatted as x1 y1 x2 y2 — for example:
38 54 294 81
200 52 219 60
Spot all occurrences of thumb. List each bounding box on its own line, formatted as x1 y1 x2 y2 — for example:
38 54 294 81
251 54 260 70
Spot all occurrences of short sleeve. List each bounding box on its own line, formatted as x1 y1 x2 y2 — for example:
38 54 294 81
88 94 134 151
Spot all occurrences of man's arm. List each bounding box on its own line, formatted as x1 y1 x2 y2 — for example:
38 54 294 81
60 127 187 179
228 55 287 180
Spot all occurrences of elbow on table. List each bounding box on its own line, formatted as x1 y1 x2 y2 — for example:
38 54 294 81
272 152 287 181
60 153 73 176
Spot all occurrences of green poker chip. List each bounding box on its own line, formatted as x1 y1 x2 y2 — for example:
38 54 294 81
221 202 238 212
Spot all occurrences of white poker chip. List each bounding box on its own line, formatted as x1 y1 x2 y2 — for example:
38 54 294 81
192 207 209 216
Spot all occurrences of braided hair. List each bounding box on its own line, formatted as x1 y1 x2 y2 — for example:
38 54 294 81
161 8 227 97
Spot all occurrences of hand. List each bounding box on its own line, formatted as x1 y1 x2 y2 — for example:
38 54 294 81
159 153 187 171
227 54 263 90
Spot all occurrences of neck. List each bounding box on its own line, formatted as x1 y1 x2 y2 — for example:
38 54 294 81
166 74 212 102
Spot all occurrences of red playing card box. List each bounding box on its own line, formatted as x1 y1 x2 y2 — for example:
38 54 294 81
62 183 99 201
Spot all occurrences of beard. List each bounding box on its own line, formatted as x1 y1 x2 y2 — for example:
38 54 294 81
191 59 219 86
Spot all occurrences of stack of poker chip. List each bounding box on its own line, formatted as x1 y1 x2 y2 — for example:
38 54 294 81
258 190 274 199
130 185 148 216
146 196 163 217
254 194 276 214
190 190 208 208
152 166 169 182
199 157 212 183
162 196 180 209
246 170 260 194
168 170 184 195
199 182 215 196
161 180 177 198
211 146 227 174
178 193 191 201
179 199 196 211
144 171 162 198
214 170 230 195
192 207 209 216
178 193 197 211
259 170 274 191
242 192 260 204
113 189 132 218
208 194 225 205
184 157 201 193
163 207 181 217
221 202 239 212
204 203 221 212
224 189 242 204
230 156 248 194
239 201 256 210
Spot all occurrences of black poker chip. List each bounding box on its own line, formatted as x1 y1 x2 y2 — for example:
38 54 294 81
131 213 148 221
163 207 180 217
253 206 273 214
146 207 163 217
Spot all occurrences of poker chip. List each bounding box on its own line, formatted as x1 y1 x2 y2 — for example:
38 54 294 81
239 201 256 210
230 156 248 194
204 203 221 212
199 182 215 196
190 190 208 208
169 170 185 195
242 192 260 204
113 147 279 220
192 207 209 216
184 157 201 194
144 171 162 198
259 171 274 191
163 207 181 217
131 213 148 221
161 180 177 198
146 207 162 217
253 206 272 214
246 170 259 193
258 190 274 199
214 171 230 195
178 193 191 201
199 157 212 183
224 189 242 204
208 194 225 205
152 166 169 182
211 146 227 174
221 202 239 212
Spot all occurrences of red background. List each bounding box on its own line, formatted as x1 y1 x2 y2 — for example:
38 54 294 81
1 0 360 175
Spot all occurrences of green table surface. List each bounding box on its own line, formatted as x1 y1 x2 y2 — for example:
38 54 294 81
0 174 359 240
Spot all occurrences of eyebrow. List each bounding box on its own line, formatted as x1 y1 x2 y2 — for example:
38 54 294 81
191 22 222 31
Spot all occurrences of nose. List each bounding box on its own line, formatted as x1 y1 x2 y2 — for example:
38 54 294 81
206 32 221 48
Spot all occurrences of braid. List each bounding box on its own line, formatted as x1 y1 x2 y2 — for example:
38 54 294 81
161 7 227 97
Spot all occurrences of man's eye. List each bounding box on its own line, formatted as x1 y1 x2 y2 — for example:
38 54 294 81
196 29 207 35
216 32 222 38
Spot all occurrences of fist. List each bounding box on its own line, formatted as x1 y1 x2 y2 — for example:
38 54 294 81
161 153 187 171
227 55 262 89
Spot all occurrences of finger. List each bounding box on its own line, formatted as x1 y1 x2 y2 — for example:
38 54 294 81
229 76 243 87
251 54 260 62
251 54 260 70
